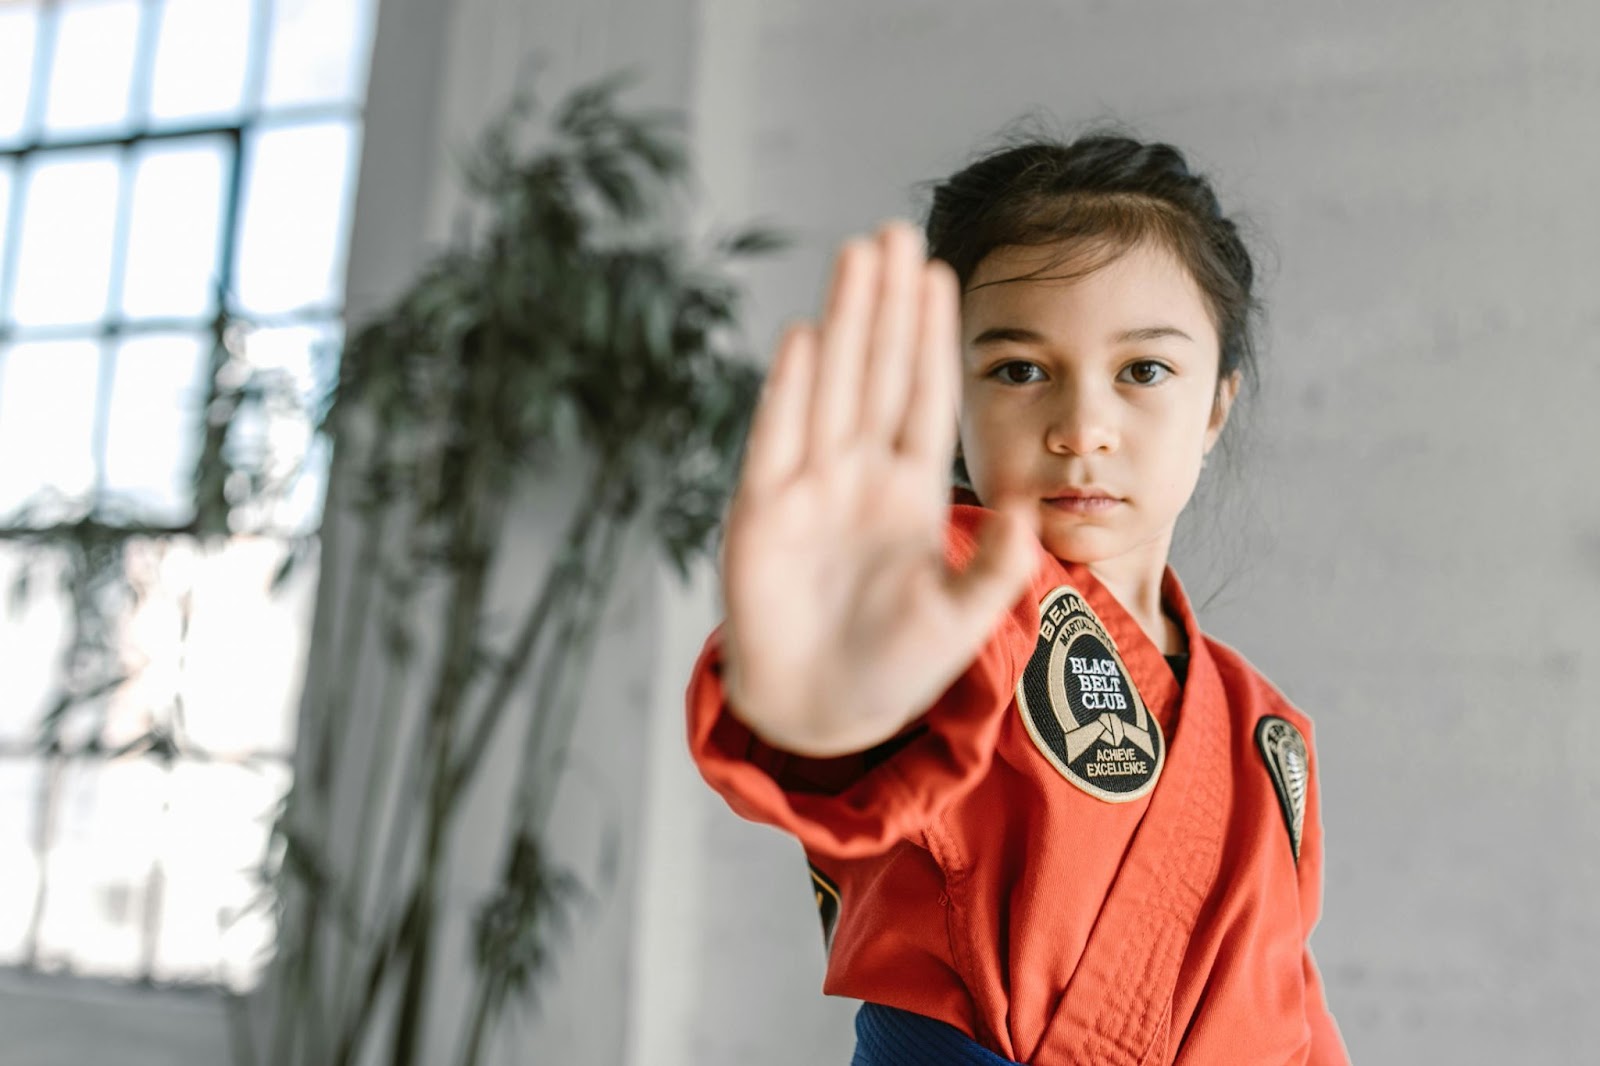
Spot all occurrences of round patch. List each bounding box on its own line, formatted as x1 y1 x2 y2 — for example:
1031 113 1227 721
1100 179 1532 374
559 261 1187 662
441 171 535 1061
1016 585 1164 802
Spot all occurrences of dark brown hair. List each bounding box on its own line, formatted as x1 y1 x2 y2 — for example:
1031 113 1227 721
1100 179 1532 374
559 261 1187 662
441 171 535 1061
924 132 1259 393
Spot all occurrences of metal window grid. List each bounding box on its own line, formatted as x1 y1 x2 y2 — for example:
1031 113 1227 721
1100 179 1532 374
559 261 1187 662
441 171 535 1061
0 0 369 988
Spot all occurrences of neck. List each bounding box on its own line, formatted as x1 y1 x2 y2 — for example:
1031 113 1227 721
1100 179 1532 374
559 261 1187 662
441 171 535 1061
1086 537 1184 655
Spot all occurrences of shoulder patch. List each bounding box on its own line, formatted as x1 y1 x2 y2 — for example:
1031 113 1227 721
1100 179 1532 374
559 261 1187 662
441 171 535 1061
808 863 840 953
1015 585 1164 802
1256 716 1309 863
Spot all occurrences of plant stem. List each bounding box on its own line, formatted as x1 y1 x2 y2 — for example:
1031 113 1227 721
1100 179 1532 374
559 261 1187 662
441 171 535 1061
449 503 631 1064
329 582 416 1040
313 494 391 810
524 506 631 832
455 971 500 1066
446 483 605 805
363 687 432 981
343 453 461 1049
330 890 415 1066
269 422 391 1066
388 334 510 1066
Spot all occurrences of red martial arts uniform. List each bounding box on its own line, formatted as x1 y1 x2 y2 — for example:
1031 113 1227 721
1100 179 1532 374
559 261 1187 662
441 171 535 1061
687 506 1350 1065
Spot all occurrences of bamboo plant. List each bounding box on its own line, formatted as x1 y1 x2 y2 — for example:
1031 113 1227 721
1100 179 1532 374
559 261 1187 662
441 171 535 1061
255 72 782 1066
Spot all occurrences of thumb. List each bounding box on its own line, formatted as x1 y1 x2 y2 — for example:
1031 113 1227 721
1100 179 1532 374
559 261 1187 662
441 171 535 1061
946 502 1040 625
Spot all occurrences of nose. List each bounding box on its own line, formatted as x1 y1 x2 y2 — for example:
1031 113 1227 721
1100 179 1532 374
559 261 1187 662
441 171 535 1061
1044 381 1118 456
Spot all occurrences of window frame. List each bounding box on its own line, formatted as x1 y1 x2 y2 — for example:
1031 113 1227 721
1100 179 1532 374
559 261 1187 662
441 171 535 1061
0 0 374 991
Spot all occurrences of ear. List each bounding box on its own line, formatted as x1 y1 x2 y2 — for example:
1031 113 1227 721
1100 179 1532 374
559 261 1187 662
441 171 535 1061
1204 370 1241 454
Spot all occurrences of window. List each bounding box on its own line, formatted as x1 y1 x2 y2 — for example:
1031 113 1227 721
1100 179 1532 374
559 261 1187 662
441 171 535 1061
0 0 377 990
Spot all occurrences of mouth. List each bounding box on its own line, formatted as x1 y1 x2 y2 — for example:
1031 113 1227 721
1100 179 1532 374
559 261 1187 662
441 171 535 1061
1042 488 1122 515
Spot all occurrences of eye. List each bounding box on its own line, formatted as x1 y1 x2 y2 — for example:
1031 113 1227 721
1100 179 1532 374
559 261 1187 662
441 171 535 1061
1118 360 1173 386
989 360 1045 385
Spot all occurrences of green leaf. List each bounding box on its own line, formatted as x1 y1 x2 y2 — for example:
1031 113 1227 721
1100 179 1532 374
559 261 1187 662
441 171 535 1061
269 538 308 595
717 224 789 257
620 114 687 180
555 69 640 138
581 148 644 219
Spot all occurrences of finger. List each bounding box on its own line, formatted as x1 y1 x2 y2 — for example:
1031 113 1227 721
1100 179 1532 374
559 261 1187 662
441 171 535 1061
944 502 1039 628
858 222 924 441
809 236 880 456
899 258 962 467
739 321 818 496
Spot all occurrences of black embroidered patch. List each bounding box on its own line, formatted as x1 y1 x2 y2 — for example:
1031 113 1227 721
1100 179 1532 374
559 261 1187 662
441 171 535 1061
1016 585 1164 802
809 863 840 953
1256 716 1309 863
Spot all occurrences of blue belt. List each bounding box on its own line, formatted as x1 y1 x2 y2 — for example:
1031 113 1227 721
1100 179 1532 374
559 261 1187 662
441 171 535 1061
852 1002 1020 1065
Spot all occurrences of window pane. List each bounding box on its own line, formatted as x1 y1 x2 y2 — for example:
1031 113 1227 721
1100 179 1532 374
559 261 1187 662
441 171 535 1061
234 122 357 315
241 323 336 533
0 762 43 966
0 547 68 742
147 0 252 127
151 761 287 988
34 758 163 976
0 162 13 312
42 0 142 138
260 0 376 110
0 339 102 510
0 4 38 146
281 432 330 536
11 149 121 328
120 137 229 320
177 537 314 756
103 332 208 522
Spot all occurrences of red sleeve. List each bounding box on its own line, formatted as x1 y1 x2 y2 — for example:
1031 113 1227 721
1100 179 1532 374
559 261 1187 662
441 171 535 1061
685 506 1039 860
1296 722 1351 1065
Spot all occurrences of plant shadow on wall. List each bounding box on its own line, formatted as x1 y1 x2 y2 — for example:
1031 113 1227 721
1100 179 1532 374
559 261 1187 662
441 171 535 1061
6 72 781 1066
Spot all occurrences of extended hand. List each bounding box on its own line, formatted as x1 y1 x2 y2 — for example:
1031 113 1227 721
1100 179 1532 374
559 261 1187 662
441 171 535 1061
720 222 1038 757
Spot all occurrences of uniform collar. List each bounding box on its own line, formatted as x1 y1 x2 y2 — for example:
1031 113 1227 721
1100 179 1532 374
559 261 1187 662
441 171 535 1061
1023 552 1233 1065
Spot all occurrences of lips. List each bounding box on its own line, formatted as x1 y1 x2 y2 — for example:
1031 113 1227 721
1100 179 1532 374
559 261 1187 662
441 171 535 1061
1046 487 1118 501
1043 488 1122 514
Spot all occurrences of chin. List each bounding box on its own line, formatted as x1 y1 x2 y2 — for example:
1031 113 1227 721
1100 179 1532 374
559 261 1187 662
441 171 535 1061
1037 527 1128 566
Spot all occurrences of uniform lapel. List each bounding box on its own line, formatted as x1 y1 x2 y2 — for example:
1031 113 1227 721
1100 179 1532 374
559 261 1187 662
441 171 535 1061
1031 567 1231 1066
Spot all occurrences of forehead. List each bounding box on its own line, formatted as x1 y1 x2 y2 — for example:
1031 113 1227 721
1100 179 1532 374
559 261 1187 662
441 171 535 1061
960 240 1219 347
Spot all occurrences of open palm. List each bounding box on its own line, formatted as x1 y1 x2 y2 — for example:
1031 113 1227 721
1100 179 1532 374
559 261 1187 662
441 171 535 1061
720 223 1038 758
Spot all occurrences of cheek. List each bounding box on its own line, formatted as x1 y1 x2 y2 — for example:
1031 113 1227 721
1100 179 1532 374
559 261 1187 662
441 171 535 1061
1147 416 1211 493
958 419 1017 502
961 403 1023 462
957 398 994 458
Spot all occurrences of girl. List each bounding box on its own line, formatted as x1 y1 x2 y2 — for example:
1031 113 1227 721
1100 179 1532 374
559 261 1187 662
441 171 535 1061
686 133 1349 1065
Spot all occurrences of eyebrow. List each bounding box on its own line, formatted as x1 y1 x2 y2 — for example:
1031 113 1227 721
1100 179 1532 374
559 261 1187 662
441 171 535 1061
970 326 1046 348
1116 325 1196 344
971 324 1196 348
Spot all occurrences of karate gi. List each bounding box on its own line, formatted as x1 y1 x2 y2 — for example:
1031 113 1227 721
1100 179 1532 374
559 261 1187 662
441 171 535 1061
688 505 1350 1065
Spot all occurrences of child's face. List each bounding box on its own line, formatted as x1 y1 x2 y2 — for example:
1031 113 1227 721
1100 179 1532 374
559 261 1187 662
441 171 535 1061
958 240 1235 576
